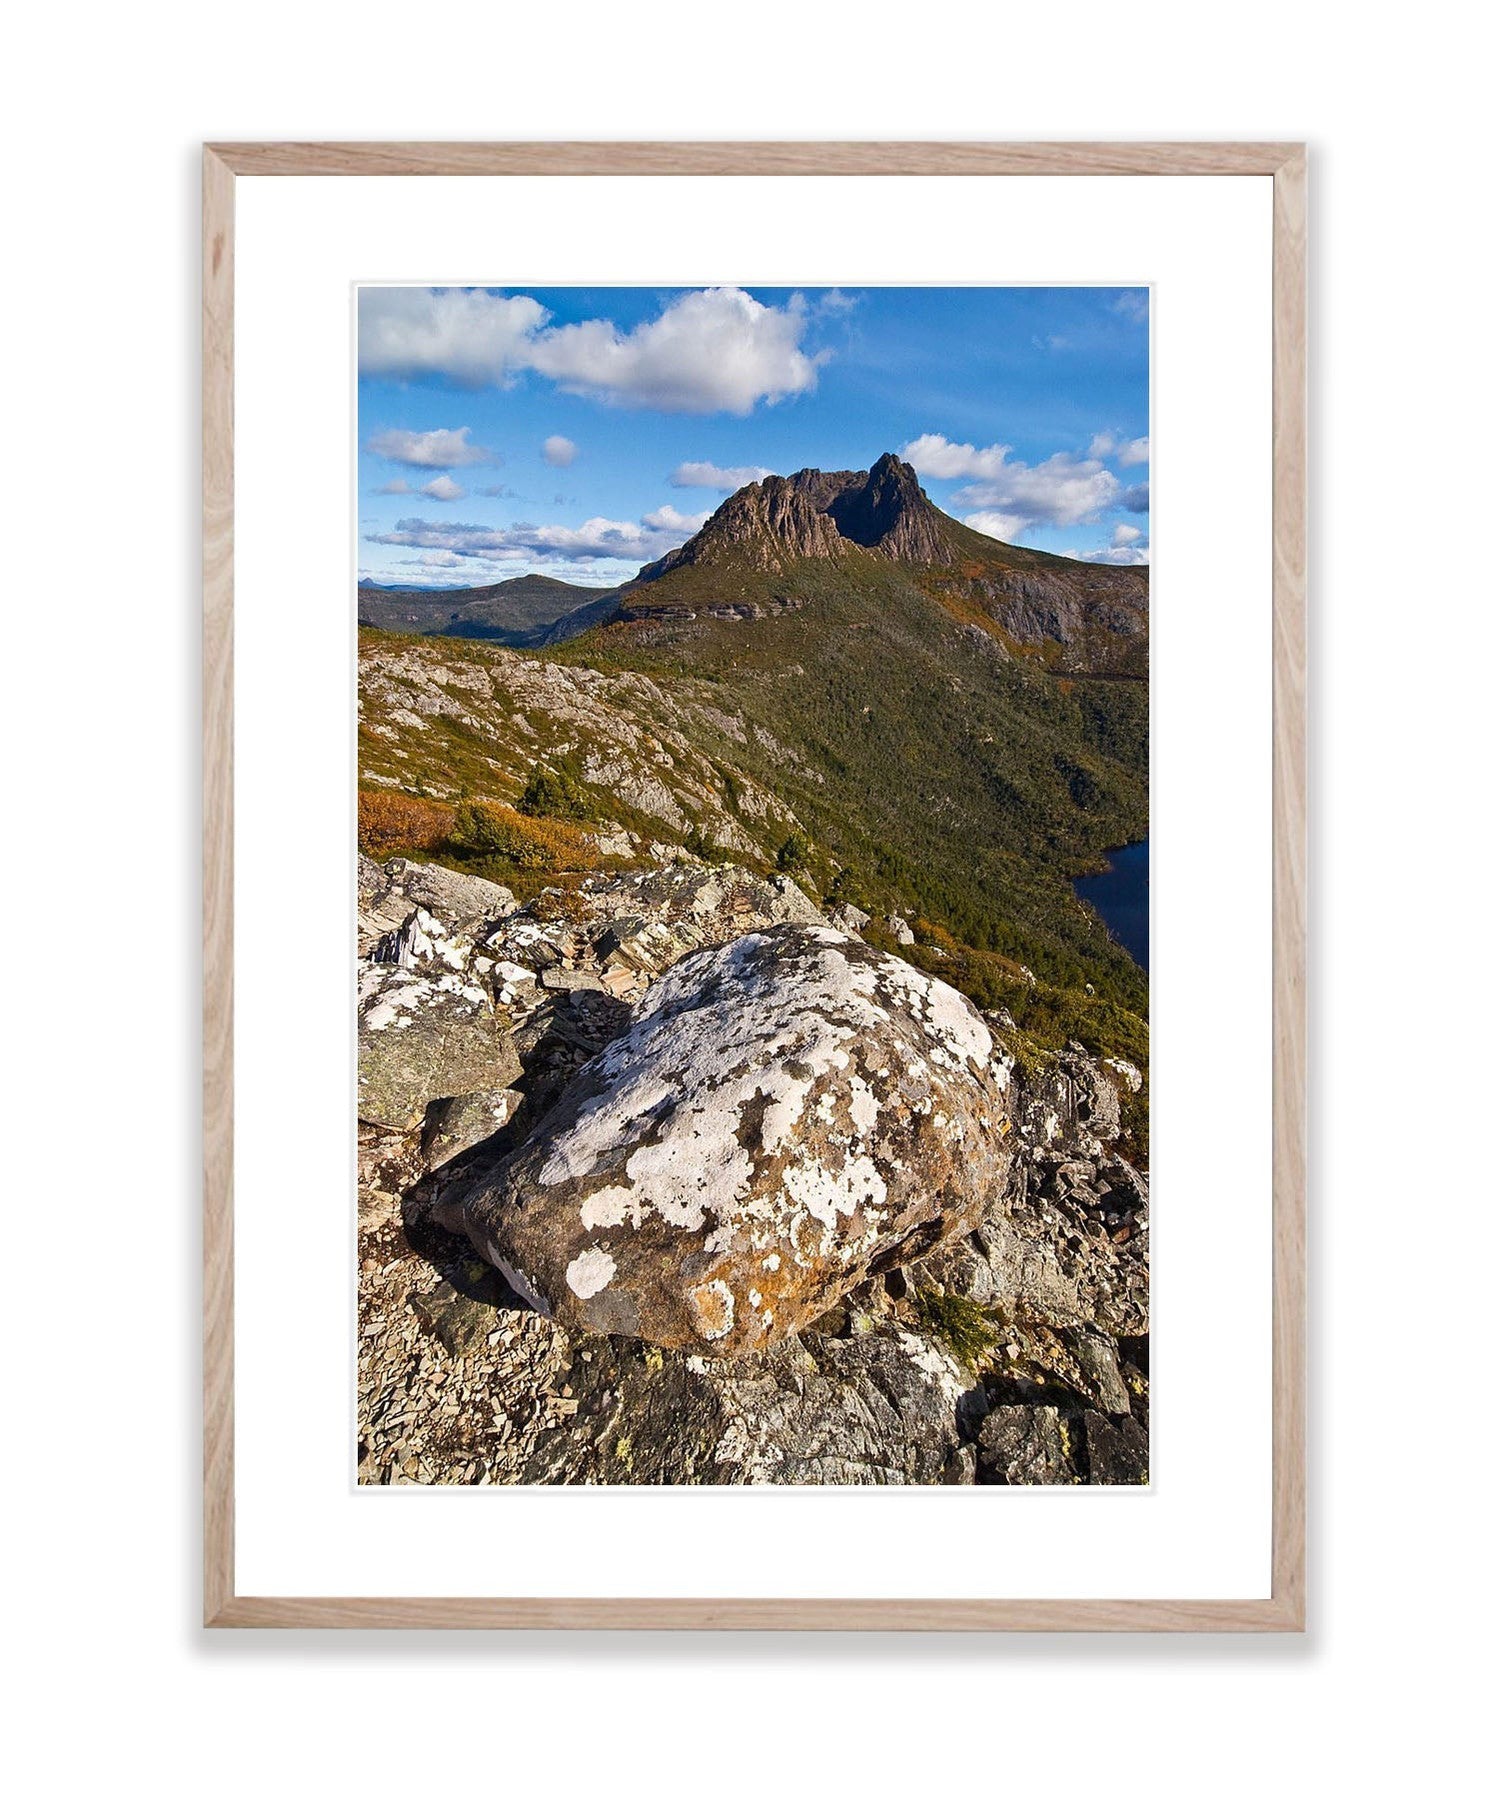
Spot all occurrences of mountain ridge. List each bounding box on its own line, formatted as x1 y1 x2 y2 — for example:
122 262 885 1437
357 572 623 649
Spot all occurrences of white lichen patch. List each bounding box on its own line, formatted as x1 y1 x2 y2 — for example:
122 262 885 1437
847 1075 880 1135
578 1184 643 1232
565 1245 617 1299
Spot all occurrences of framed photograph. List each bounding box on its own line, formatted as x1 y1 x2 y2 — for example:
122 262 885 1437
204 141 1305 1629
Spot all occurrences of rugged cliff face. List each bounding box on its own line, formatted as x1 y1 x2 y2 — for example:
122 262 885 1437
824 451 956 563
639 475 848 578
635 453 958 582
357 851 1149 1486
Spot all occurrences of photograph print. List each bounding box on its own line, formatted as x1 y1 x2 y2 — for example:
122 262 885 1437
356 283 1150 1486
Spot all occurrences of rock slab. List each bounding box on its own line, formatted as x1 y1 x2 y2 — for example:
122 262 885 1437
358 963 522 1133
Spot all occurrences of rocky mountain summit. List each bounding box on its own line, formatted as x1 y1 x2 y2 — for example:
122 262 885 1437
357 848 1149 1485
635 453 952 581
621 453 1148 678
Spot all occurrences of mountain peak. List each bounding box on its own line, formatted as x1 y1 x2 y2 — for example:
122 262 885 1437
824 453 950 564
635 454 954 583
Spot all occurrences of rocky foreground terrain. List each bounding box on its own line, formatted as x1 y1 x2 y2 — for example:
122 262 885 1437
357 846 1149 1485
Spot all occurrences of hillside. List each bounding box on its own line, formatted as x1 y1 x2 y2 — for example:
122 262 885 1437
359 461 1149 1076
356 573 622 648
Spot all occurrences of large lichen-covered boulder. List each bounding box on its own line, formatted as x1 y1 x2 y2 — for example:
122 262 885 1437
357 964 522 1132
444 923 1015 1356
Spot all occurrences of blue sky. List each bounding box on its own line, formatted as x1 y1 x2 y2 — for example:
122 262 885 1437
357 285 1149 588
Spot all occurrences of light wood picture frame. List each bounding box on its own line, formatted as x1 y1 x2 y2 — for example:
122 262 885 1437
203 140 1306 1631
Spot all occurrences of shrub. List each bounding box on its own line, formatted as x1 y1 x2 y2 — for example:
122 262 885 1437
913 1289 1000 1371
448 799 598 874
683 827 734 865
357 788 454 859
518 758 592 821
775 829 811 872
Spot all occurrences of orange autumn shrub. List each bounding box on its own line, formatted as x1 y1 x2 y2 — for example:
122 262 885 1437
357 788 455 859
449 800 599 874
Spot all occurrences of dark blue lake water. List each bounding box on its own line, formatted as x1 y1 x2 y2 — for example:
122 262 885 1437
1074 837 1149 971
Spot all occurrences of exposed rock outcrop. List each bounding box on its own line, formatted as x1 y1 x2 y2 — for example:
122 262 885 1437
358 963 523 1133
825 451 953 563
641 476 847 579
358 855 514 956
524 1322 983 1485
358 636 806 853
635 455 954 584
355 851 1150 1485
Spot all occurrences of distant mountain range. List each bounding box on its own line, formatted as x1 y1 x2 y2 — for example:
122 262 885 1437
357 573 623 649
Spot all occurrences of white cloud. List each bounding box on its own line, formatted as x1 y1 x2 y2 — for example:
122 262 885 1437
1113 291 1150 324
528 287 824 414
963 510 1030 544
420 474 466 502
542 434 577 468
374 478 411 495
1085 528 1151 566
958 453 1118 528
1090 431 1150 467
642 504 712 533
1122 482 1150 513
359 290 548 386
363 425 494 468
359 285 825 414
367 500 707 571
907 432 1120 530
903 433 1013 482
670 460 776 491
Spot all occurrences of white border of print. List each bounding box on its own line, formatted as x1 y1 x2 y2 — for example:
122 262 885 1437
232 173 1270 1600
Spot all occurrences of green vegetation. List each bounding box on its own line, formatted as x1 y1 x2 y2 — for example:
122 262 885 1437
518 755 593 821
912 1290 1001 1371
358 786 600 898
682 828 734 865
775 829 811 872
